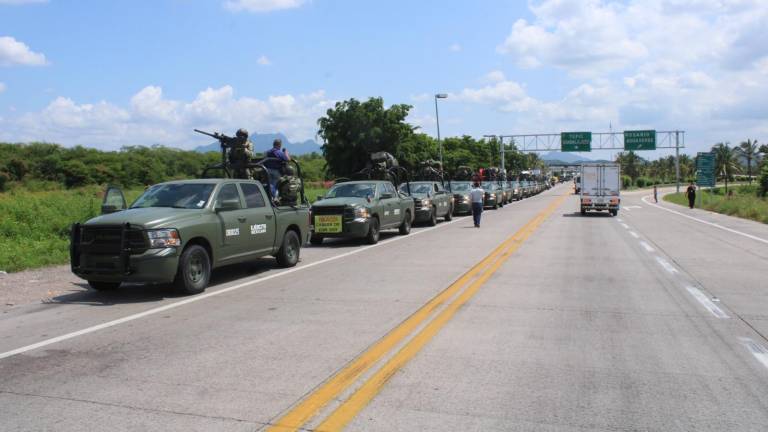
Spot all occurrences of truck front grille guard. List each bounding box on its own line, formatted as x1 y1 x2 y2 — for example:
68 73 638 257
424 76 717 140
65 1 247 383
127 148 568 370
120 222 133 275
70 223 135 275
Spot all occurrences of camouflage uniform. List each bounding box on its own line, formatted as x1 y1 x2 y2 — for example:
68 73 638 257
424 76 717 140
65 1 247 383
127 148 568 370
228 129 254 179
276 164 302 206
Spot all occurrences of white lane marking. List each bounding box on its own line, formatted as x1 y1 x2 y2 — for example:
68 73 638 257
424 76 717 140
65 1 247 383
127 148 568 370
639 241 654 252
616 218 623 222
686 286 729 319
620 223 630 229
629 231 640 239
625 205 642 209
740 338 768 370
623 207 631 212
655 256 678 274
0 213 473 361
642 195 768 246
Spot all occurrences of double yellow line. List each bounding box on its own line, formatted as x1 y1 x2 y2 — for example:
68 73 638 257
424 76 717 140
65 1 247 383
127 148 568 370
267 194 567 432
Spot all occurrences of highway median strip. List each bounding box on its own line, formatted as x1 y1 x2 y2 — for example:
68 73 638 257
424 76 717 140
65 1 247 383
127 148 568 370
267 194 568 432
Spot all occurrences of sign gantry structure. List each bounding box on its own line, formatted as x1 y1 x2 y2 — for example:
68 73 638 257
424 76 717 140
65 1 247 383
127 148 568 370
487 130 686 192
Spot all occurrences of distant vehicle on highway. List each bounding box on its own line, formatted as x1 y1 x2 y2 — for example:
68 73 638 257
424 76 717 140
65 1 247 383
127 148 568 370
71 179 310 294
398 181 453 225
482 181 502 209
449 181 473 215
579 163 621 216
310 180 414 245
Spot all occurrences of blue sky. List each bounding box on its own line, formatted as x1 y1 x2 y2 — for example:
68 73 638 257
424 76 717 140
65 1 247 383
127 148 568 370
1 0 767 158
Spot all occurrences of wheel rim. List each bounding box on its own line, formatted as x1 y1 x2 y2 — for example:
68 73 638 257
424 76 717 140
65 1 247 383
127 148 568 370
188 252 205 283
286 235 299 262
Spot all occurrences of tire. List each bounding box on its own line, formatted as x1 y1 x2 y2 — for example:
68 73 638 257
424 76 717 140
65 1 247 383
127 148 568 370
427 207 437 226
173 244 211 295
398 211 411 235
492 203 498 210
88 281 120 291
309 234 324 245
444 204 453 221
276 230 301 267
580 208 587 216
610 209 618 217
365 217 380 244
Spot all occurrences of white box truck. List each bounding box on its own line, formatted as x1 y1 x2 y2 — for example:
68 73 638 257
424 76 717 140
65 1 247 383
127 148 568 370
580 163 621 216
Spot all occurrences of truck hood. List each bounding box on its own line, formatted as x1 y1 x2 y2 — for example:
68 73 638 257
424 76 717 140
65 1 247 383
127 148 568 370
84 207 203 229
312 197 369 207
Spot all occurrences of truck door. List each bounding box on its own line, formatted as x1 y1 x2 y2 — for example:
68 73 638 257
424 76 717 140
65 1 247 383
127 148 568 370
213 183 252 263
434 182 448 216
239 182 277 255
380 182 399 227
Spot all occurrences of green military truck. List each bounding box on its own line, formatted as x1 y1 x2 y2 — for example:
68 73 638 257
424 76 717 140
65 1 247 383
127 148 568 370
398 181 453 226
71 179 310 295
448 180 472 215
310 180 415 245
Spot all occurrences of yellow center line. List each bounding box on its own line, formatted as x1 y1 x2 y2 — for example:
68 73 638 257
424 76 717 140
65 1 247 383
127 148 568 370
315 194 567 431
266 194 567 432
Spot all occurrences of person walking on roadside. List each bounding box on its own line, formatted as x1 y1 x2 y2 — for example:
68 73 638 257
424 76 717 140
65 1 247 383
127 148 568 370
470 181 485 228
653 184 658 203
686 182 696 209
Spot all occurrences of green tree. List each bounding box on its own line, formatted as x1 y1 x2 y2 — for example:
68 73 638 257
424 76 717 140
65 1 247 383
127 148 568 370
317 97 414 178
738 139 759 183
712 142 741 194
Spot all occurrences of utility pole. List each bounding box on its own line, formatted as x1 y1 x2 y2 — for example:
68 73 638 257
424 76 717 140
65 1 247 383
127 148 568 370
675 131 680 193
434 93 447 167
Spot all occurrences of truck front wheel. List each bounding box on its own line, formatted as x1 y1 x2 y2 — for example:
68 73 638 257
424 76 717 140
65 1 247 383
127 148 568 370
276 230 301 267
610 209 618 216
444 204 453 221
580 208 587 216
88 281 121 291
398 211 411 235
174 244 211 295
365 217 380 244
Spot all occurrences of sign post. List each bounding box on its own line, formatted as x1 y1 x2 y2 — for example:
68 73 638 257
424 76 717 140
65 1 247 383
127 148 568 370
561 132 592 152
624 130 656 151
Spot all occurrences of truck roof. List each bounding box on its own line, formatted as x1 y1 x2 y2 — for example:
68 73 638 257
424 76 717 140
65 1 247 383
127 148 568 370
336 180 393 185
157 178 262 185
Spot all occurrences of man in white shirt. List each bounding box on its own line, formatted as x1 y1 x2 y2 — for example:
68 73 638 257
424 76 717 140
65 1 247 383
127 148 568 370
469 182 485 228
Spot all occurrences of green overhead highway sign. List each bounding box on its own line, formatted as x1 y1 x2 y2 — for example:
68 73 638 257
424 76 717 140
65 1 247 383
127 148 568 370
696 152 716 187
624 130 656 151
561 132 591 152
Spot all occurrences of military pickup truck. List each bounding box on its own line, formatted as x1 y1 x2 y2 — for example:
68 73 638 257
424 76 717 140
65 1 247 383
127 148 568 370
70 179 310 295
482 181 502 209
448 181 472 215
310 180 414 245
398 181 453 225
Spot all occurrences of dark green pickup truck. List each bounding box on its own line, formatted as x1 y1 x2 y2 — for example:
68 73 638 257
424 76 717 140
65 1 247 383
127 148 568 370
71 179 310 295
310 180 415 245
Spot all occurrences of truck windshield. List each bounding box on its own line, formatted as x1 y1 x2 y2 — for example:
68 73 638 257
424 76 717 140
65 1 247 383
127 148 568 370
481 182 497 189
449 182 471 192
400 183 432 194
326 183 377 199
131 183 215 209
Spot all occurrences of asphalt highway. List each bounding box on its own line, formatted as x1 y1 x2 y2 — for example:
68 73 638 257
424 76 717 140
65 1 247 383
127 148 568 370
1 184 767 431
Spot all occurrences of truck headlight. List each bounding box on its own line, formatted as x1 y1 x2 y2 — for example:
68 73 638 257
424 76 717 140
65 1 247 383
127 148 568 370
421 199 431 206
490 193 496 198
147 229 181 248
354 207 370 218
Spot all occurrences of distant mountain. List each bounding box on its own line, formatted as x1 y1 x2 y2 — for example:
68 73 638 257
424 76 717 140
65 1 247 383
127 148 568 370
194 132 322 156
541 152 593 165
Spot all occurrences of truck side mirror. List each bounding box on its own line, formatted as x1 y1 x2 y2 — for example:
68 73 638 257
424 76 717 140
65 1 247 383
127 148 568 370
101 186 127 214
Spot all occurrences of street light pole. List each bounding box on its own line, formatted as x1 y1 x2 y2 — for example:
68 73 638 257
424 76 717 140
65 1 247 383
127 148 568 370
434 93 447 167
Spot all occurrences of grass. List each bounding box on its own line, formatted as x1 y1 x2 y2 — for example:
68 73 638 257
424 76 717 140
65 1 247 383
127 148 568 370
663 185 768 224
0 186 145 273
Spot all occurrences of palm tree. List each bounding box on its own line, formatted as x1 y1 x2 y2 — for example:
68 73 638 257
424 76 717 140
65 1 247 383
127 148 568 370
738 139 759 183
712 142 741 194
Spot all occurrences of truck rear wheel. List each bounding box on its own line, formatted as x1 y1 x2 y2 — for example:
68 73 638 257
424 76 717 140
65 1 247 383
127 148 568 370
398 211 411 235
610 209 618 216
365 217 380 244
276 230 300 267
174 245 210 295
580 208 587 216
444 204 453 221
88 281 121 291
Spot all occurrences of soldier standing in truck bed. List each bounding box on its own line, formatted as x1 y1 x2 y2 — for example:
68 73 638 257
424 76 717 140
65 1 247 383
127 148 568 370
229 128 254 179
264 138 291 197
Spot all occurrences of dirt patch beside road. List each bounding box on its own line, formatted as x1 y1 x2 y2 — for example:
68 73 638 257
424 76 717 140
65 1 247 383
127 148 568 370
0 265 87 309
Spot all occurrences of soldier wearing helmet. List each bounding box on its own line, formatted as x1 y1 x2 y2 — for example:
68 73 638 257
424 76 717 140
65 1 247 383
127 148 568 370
228 128 254 179
276 163 301 206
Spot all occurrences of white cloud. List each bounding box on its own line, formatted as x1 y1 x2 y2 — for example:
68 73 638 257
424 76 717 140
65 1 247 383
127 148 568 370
449 43 462 52
0 86 334 149
0 82 5 93
257 55 271 66
483 70 506 83
224 0 305 13
0 36 47 66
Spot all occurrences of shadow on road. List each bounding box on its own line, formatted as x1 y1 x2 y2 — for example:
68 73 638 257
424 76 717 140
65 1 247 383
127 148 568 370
562 212 614 218
43 259 277 306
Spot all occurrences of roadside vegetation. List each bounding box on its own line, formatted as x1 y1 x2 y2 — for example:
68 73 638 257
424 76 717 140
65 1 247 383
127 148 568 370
663 185 768 224
0 186 145 273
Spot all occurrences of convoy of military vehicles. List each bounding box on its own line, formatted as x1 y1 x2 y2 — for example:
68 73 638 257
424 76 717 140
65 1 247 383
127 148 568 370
69 129 554 295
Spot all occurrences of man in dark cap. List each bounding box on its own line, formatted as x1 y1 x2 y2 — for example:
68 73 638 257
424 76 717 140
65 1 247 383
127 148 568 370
264 138 290 197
